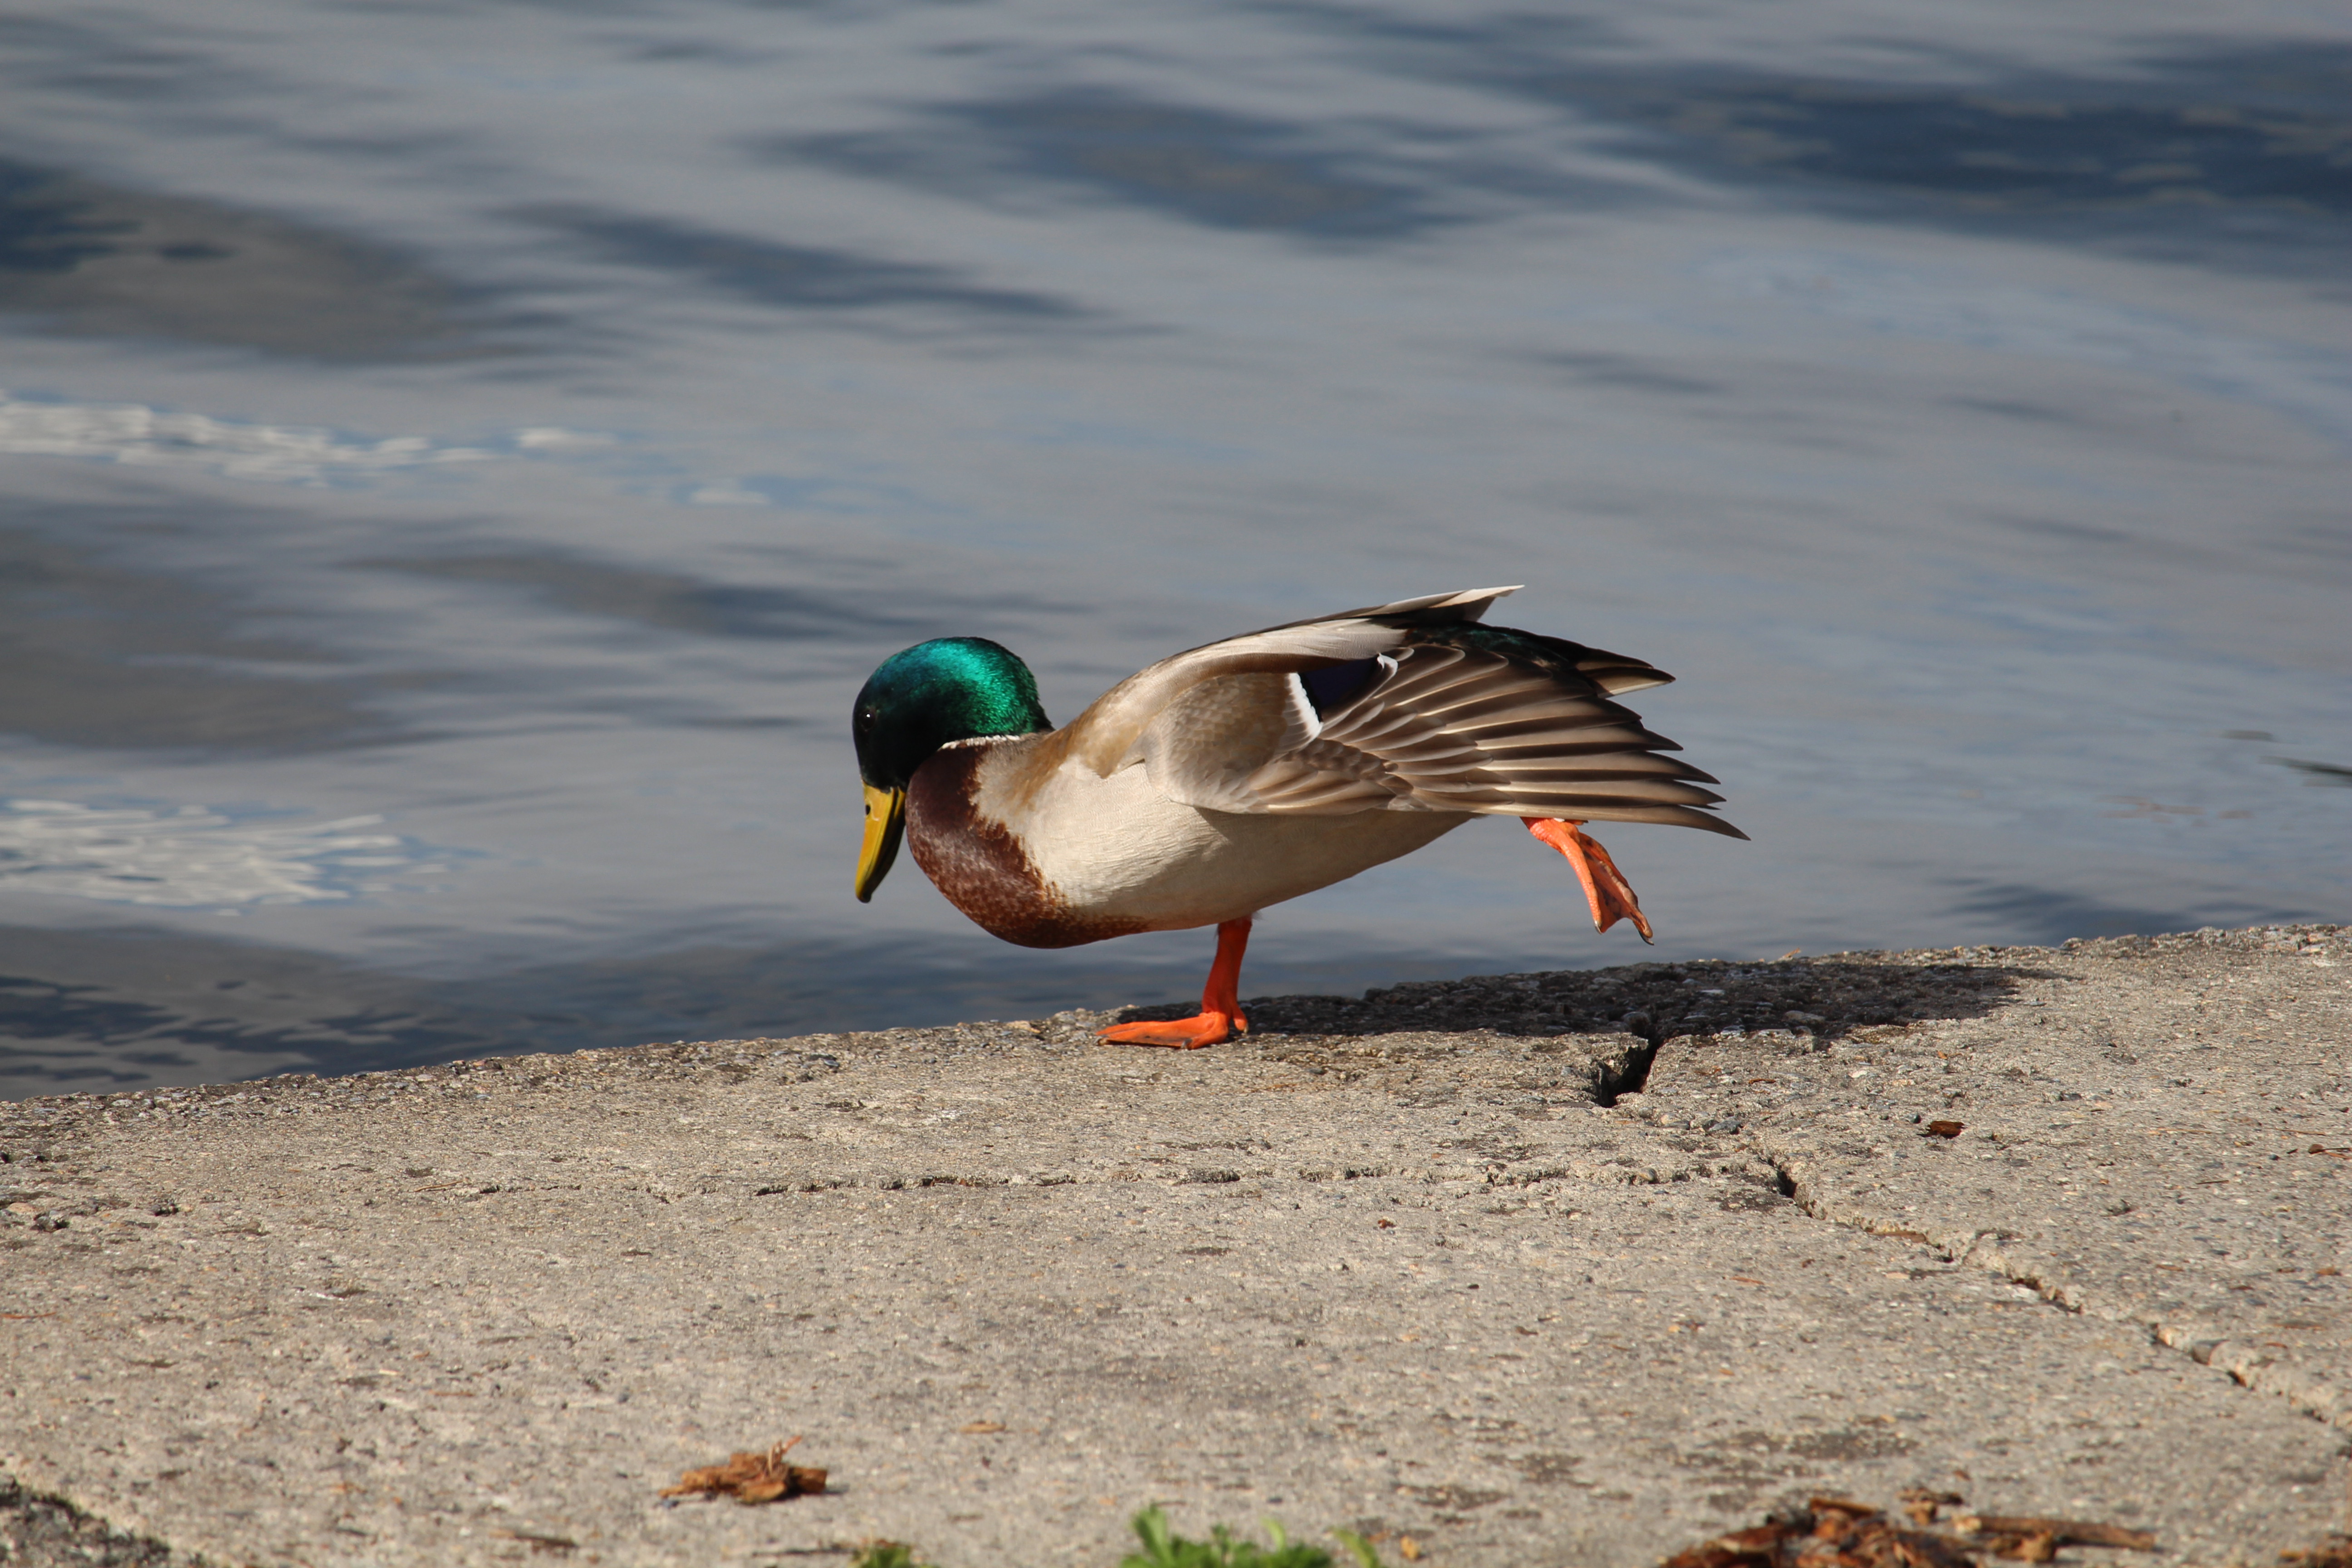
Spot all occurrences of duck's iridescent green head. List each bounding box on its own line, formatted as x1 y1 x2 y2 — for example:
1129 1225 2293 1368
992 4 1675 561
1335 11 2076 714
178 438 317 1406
852 637 1050 901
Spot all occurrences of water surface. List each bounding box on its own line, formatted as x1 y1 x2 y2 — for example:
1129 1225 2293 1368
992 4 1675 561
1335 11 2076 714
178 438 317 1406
2 0 2346 1097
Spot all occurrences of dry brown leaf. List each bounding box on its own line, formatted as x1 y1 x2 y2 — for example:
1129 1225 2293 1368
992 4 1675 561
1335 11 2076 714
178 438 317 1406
659 1436 827 1505
1965 1517 2156 1555
1660 1496 2152 1568
958 1420 1007 1434
1902 1491 1967 1528
2279 1539 2352 1568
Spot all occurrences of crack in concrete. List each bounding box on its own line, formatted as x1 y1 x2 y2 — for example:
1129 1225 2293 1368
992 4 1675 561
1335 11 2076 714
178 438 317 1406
1750 1101 2352 1432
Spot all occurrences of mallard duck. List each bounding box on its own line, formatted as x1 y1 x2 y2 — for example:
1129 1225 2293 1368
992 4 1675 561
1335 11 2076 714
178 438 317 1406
853 586 1743 1047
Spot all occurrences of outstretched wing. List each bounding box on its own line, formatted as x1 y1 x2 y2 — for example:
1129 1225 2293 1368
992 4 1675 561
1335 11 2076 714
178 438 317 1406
1241 623 1741 834
1091 595 1741 838
1063 586 1518 776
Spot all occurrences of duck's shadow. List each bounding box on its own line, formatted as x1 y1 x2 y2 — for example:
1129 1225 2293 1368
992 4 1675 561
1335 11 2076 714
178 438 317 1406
1111 955 2057 1047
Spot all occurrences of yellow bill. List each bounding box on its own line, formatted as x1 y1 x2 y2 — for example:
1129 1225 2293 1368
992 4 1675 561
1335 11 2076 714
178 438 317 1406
855 783 907 902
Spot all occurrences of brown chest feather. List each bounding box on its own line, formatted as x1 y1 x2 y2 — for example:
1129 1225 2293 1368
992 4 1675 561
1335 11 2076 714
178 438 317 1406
905 744 1145 949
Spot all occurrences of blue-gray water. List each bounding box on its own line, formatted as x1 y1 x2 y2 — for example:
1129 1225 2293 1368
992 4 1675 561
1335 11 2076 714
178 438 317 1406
2 1 2346 1099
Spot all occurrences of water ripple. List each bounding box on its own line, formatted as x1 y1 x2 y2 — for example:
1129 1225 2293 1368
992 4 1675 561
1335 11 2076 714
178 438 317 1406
0 798 449 907
0 390 610 485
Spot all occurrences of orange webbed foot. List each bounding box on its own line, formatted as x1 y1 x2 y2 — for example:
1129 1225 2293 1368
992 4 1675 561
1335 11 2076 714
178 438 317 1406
1524 818 1654 943
1095 1010 1247 1050
1095 916 1254 1051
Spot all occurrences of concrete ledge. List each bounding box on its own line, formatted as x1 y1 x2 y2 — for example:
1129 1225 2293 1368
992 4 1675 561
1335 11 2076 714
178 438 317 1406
3 925 2347 1566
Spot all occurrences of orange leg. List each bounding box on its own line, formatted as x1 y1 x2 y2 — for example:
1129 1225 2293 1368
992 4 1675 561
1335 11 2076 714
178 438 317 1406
1097 917 1253 1049
1524 818 1654 944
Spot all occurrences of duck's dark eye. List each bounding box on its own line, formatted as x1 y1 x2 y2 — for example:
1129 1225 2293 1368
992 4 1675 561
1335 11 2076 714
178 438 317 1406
853 707 875 734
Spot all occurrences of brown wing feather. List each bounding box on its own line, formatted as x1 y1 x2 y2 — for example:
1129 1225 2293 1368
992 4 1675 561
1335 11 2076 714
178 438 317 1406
1245 632 1745 838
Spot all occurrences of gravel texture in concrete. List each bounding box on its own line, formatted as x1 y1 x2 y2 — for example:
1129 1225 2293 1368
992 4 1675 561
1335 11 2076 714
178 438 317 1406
2 924 2347 1567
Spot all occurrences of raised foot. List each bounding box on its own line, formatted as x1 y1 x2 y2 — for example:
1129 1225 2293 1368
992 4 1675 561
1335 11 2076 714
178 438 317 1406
1524 817 1655 944
1096 1010 1248 1050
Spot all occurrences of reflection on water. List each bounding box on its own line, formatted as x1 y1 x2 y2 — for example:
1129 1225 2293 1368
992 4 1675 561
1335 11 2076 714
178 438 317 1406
1643 83 2352 215
526 205 1098 324
0 799 439 906
0 0 2344 1099
2274 757 2352 789
0 390 540 480
1485 44 2352 268
0 158 490 358
360 552 934 645
788 92 1455 238
0 516 396 752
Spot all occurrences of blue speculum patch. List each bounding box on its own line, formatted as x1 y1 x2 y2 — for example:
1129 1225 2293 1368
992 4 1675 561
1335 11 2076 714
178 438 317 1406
1299 657 1382 717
